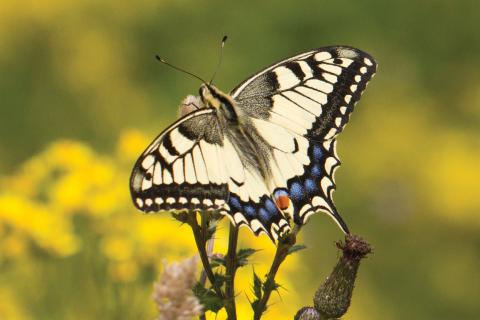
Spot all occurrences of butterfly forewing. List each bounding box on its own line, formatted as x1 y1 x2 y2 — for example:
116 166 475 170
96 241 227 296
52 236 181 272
232 46 376 140
130 109 229 213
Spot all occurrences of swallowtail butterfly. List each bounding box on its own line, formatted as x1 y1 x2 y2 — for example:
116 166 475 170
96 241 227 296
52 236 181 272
130 46 376 241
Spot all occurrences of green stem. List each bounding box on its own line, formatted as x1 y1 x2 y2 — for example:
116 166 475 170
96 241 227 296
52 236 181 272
253 228 299 320
188 213 224 300
199 212 216 286
224 223 239 320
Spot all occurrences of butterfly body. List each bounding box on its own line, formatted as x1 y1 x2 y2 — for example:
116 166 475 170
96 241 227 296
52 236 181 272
130 46 377 241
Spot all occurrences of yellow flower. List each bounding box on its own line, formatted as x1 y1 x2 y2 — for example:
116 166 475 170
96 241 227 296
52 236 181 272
110 261 139 283
44 140 95 170
0 194 79 257
0 288 30 320
116 129 150 162
422 131 480 224
101 236 134 261
1 234 27 258
133 216 197 264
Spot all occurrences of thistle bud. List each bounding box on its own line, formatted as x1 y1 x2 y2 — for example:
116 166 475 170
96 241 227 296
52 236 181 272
178 95 203 118
294 307 321 320
313 234 372 319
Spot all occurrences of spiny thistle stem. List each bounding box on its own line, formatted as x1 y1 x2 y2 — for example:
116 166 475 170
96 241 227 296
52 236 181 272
199 234 216 286
187 213 224 300
253 227 299 320
224 223 239 320
199 212 216 287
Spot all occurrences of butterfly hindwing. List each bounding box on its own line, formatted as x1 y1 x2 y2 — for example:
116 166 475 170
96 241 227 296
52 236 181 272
225 164 291 241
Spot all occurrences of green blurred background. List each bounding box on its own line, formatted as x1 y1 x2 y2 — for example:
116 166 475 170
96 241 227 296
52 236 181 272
1 0 479 319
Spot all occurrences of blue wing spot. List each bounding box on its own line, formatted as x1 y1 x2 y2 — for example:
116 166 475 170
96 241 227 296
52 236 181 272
229 196 242 211
312 144 323 161
289 182 304 201
258 208 272 223
304 179 317 193
274 189 288 198
244 205 256 219
265 198 278 214
311 164 322 177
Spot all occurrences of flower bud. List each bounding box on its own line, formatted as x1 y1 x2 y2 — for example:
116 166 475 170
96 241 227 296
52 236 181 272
313 234 372 319
178 95 203 118
294 307 321 320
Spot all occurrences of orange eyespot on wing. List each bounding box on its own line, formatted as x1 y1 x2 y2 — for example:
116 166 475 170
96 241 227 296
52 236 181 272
275 194 291 211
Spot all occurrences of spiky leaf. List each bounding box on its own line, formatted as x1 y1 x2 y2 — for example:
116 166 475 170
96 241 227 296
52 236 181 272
253 271 262 300
237 248 259 267
287 244 307 255
263 277 281 293
193 282 224 313
210 256 226 269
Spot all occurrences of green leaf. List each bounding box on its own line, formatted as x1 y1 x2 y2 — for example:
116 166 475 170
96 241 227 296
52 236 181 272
287 244 307 255
252 271 263 300
193 282 207 296
213 272 228 288
210 256 226 268
193 282 224 313
263 277 280 292
170 211 189 223
206 219 219 240
237 248 259 267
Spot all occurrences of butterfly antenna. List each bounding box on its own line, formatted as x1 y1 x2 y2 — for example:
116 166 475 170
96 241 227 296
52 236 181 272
155 55 208 84
209 35 228 85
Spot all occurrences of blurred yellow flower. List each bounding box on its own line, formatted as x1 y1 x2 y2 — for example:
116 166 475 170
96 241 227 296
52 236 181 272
0 288 30 320
1 234 27 258
423 131 480 224
102 236 134 261
110 260 139 283
117 129 150 162
0 194 79 257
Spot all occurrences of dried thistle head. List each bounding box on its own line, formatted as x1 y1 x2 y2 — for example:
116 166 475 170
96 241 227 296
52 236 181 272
153 256 203 320
178 95 203 118
313 234 372 318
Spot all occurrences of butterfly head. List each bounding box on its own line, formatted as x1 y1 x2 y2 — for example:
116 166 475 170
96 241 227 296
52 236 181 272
199 84 220 108
199 84 238 121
